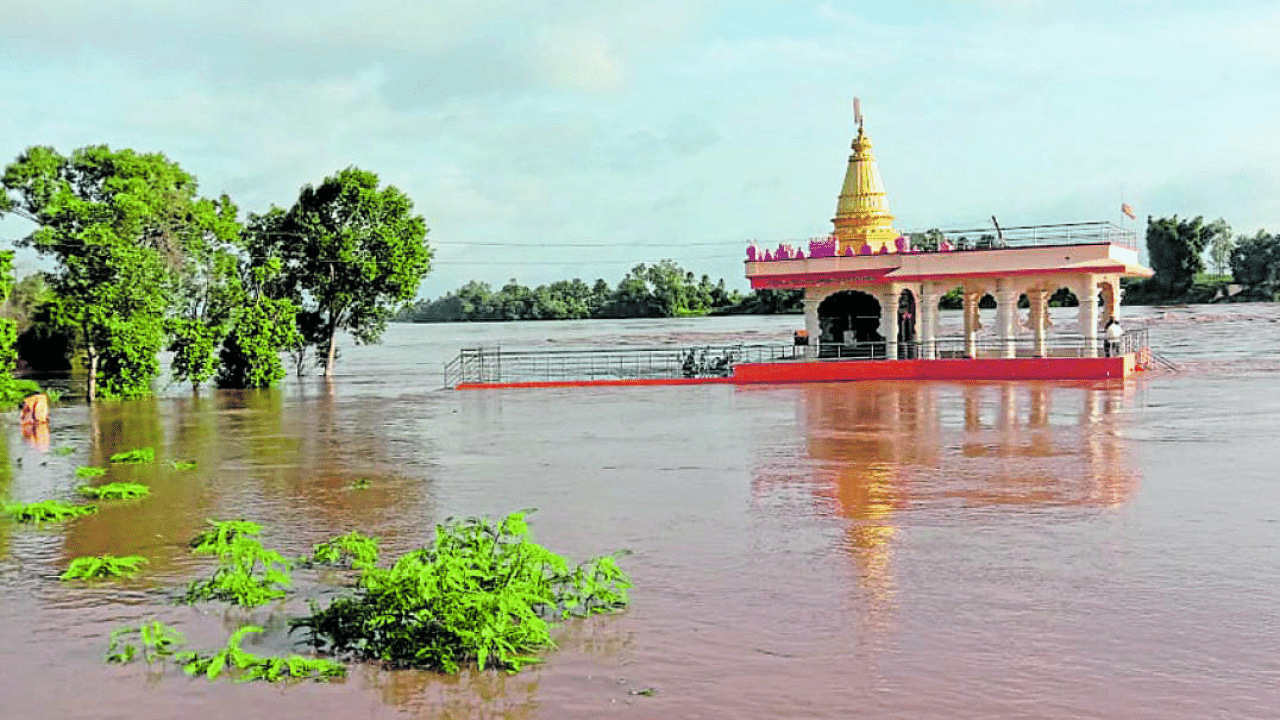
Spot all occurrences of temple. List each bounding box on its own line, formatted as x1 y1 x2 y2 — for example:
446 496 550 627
446 103 1155 389
740 105 1153 381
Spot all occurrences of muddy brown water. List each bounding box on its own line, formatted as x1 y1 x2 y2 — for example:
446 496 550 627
1 305 1279 719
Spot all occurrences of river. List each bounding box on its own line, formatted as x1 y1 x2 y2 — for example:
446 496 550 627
1 304 1278 719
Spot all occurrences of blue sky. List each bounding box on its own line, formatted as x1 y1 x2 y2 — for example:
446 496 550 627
3 1 1278 295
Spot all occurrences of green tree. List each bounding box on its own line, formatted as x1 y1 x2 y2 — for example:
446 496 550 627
0 146 210 400
1209 231 1235 277
168 195 244 391
0 252 20 404
216 260 302 389
1230 230 1280 290
1145 215 1230 297
256 168 431 377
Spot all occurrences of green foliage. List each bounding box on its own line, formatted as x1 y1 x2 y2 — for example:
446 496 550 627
1230 230 1280 293
292 511 630 673
216 296 300 389
350 477 371 490
0 145 224 400
399 264 753 322
61 554 148 580
173 626 345 683
301 531 380 571
7 500 97 523
78 482 150 500
1146 215 1231 297
171 460 197 470
183 521 292 606
249 168 432 374
54 445 76 456
75 465 106 478
106 620 187 663
109 447 154 464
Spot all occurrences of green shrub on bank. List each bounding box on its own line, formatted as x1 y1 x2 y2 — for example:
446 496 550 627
292 511 630 673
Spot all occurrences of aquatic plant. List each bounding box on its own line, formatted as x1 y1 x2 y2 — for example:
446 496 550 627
300 531 379 571
75 466 106 478
292 511 631 673
78 482 150 500
189 518 261 551
107 620 187 664
173 626 345 683
171 460 197 471
6 500 98 523
183 521 292 606
53 446 76 457
109 447 155 464
350 477 371 490
61 554 148 580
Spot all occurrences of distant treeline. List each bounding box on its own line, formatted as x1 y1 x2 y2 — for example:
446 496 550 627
395 260 804 322
1123 216 1280 303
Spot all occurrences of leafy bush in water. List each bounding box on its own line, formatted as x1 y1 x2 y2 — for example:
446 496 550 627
189 518 261 551
62 554 148 580
171 460 197 471
183 520 292 606
75 466 107 478
6 500 98 523
78 482 150 500
292 511 631 673
107 620 187 664
300 532 380 570
174 626 345 683
109 447 155 464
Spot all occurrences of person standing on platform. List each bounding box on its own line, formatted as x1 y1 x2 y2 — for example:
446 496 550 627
1104 318 1124 357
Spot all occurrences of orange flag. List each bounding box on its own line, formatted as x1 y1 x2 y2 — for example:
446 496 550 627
1121 203 1136 219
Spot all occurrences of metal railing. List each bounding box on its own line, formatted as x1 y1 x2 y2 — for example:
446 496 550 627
444 328 1149 387
904 221 1140 252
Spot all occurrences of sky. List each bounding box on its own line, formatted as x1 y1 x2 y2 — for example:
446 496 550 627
2 0 1279 296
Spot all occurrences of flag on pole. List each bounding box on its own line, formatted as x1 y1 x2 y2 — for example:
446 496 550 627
1121 203 1136 219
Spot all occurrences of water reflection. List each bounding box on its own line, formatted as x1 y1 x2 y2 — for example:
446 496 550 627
755 381 1140 624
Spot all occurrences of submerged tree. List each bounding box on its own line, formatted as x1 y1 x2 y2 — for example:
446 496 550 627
0 146 216 400
1145 215 1230 297
168 195 244 391
253 168 431 377
216 260 302 389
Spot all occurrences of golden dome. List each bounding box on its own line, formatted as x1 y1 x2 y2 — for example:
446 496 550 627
833 120 900 255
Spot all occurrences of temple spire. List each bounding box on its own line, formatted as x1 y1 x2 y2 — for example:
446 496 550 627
832 100 900 255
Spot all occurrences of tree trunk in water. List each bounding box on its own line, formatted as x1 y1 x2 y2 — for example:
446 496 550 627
87 351 98 403
324 327 337 377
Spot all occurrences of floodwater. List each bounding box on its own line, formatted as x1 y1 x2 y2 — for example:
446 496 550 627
2 304 1279 719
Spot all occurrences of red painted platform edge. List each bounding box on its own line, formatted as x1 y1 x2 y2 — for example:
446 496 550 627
455 377 735 390
732 355 1133 383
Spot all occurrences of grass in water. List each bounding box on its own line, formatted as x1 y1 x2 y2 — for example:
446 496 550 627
174 626 346 683
75 466 107 478
109 447 155 464
350 477 371 490
183 520 292 607
78 482 150 501
53 446 76 457
291 511 631 673
6 500 98 524
299 532 380 571
62 554 148 580
171 460 197 471
107 621 187 664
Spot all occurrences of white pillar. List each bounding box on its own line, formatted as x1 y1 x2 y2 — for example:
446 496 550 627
1030 289 1049 358
1077 277 1099 358
920 284 939 360
880 289 899 360
962 287 980 358
802 293 821 359
995 280 1018 359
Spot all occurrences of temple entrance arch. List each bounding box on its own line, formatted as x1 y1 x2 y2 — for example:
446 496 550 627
818 290 883 358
